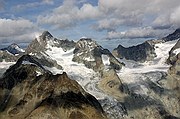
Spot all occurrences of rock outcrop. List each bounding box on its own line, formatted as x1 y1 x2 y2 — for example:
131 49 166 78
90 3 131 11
25 31 75 70
73 38 124 71
113 41 156 62
73 38 124 100
26 31 75 54
167 39 180 64
0 54 107 119
0 50 19 62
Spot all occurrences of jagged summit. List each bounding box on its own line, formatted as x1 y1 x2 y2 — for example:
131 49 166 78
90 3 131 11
113 41 156 62
26 31 75 54
162 28 180 41
1 43 25 55
40 31 53 40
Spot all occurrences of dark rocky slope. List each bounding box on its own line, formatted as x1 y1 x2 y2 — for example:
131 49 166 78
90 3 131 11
0 54 107 119
113 28 180 62
113 40 156 62
162 28 180 42
0 43 25 62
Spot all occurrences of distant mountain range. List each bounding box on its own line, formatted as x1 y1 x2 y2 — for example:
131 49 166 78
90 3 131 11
0 29 180 119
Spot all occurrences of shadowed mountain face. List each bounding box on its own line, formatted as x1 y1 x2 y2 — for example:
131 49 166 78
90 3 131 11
167 39 180 64
113 41 156 62
1 43 25 55
0 54 107 119
0 43 25 62
26 31 76 54
112 28 180 63
168 40 180 80
162 28 180 42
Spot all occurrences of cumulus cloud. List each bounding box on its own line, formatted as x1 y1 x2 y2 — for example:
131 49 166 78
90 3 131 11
37 0 101 29
0 18 40 43
37 0 180 38
107 27 170 39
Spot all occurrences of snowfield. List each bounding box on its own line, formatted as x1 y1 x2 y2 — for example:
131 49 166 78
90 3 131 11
118 40 178 95
45 42 125 118
0 61 15 69
45 43 108 99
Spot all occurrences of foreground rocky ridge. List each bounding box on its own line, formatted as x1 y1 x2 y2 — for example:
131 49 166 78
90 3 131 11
0 54 107 119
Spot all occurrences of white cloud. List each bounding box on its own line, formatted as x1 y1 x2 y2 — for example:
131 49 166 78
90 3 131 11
38 0 102 29
170 6 180 27
37 0 180 39
94 18 123 31
107 27 170 39
0 18 40 43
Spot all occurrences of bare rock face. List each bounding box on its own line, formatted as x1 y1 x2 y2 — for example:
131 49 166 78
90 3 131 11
25 31 76 70
113 41 156 62
73 38 124 71
167 39 180 81
167 39 180 65
26 31 76 54
0 50 19 62
72 38 124 98
0 55 107 119
168 53 180 80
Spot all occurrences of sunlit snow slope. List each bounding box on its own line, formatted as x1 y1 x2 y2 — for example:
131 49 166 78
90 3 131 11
118 40 178 95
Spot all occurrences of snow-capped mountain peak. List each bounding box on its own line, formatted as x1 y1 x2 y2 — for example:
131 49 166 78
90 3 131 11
0 43 25 55
41 31 53 39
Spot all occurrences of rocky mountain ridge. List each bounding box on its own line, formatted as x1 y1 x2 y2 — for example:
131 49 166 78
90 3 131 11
0 54 107 119
1 43 25 55
112 28 180 62
112 40 156 62
0 29 180 119
162 28 180 42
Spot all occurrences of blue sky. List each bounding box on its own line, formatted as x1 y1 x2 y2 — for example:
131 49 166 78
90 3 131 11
0 0 180 49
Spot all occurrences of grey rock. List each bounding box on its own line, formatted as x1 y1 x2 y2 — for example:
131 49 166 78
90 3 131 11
113 41 156 62
0 55 107 119
73 38 124 71
0 43 25 62
26 31 75 54
167 39 180 65
25 31 75 69
162 28 180 42
1 43 25 55
0 50 19 62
